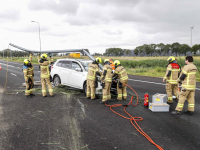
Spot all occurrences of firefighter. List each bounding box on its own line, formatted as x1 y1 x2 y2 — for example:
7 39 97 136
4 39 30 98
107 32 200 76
23 58 34 97
109 58 115 70
29 53 33 63
99 59 112 104
38 53 54 97
172 56 197 115
112 60 129 100
86 57 102 100
163 56 180 104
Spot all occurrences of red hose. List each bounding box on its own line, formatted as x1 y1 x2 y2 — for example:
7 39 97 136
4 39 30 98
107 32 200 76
104 82 164 150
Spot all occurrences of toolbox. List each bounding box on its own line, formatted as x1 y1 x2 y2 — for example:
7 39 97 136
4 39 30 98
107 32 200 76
149 103 169 112
152 93 167 104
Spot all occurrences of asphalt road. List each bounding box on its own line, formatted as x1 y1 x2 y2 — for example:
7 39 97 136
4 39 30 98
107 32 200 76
0 59 200 150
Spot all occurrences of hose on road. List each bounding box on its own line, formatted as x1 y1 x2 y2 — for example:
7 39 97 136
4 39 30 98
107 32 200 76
105 82 164 150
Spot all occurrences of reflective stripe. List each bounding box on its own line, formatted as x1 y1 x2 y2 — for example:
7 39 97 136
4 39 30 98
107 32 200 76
188 104 195 107
177 103 184 107
49 89 53 92
172 69 180 71
182 85 196 90
182 70 188 75
87 92 91 94
89 68 96 72
26 90 30 93
118 94 122 97
27 75 32 77
105 78 112 82
91 93 95 96
123 93 127 96
168 97 173 100
40 66 48 68
30 89 33 91
103 96 107 98
87 75 95 80
42 90 46 93
41 74 50 78
167 80 178 84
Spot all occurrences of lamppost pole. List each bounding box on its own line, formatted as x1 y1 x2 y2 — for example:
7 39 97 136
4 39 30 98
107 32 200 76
31 21 41 51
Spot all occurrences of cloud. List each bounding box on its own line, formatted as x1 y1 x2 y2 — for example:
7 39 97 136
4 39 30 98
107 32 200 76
28 0 79 15
0 9 20 22
102 29 123 35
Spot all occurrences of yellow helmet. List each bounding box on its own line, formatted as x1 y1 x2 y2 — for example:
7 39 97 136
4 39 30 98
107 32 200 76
96 57 102 63
41 53 48 59
104 59 109 63
114 60 120 66
167 56 175 62
24 59 30 65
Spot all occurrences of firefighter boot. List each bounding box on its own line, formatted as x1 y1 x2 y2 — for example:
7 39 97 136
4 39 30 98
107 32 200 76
184 110 194 115
171 110 182 115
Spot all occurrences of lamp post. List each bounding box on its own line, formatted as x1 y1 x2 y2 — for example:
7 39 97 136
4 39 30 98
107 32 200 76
31 21 41 51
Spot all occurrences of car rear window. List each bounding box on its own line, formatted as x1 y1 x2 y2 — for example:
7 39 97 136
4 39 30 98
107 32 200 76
61 61 71 69
56 60 71 69
56 61 62 67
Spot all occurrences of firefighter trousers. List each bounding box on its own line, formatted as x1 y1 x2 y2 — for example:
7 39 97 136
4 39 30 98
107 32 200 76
117 80 128 100
87 80 96 99
25 77 34 95
102 81 112 102
166 83 179 103
41 77 53 96
175 89 195 112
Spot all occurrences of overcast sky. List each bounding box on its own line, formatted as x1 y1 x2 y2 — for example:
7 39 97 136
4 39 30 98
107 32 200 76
0 0 199 54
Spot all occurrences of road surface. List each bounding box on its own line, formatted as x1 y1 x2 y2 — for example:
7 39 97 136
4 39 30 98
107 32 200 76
0 59 200 150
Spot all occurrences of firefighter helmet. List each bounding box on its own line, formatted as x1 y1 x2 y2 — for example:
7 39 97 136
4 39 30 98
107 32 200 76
167 56 175 62
24 59 30 65
41 53 48 59
114 60 120 66
104 59 109 63
96 57 102 63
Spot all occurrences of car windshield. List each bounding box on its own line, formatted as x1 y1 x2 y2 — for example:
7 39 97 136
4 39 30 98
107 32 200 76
81 61 92 71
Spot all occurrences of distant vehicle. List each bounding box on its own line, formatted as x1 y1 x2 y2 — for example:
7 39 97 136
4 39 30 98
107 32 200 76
50 58 102 95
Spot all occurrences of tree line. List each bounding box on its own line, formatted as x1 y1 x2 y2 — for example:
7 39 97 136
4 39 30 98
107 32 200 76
0 49 30 57
103 43 200 56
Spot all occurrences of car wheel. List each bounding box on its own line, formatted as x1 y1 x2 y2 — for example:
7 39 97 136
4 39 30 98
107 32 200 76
53 75 61 87
83 83 87 96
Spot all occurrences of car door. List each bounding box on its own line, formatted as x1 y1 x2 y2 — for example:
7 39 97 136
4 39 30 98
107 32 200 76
58 60 71 85
68 61 84 88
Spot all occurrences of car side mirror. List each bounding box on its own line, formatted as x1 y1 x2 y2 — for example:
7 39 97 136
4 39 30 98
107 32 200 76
75 68 82 72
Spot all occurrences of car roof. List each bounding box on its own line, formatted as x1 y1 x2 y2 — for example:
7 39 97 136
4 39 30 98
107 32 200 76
56 58 92 62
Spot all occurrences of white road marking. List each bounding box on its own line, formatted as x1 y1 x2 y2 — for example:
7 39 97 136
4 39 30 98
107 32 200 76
10 73 17 76
128 79 200 91
37 71 40 72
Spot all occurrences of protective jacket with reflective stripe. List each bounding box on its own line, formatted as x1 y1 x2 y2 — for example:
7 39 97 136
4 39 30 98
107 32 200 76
87 63 101 81
101 64 112 82
23 66 34 81
164 63 180 84
112 65 128 82
179 63 197 90
38 58 54 78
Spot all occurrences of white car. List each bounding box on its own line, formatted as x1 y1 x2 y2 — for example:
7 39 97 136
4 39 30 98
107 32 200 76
51 58 102 94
